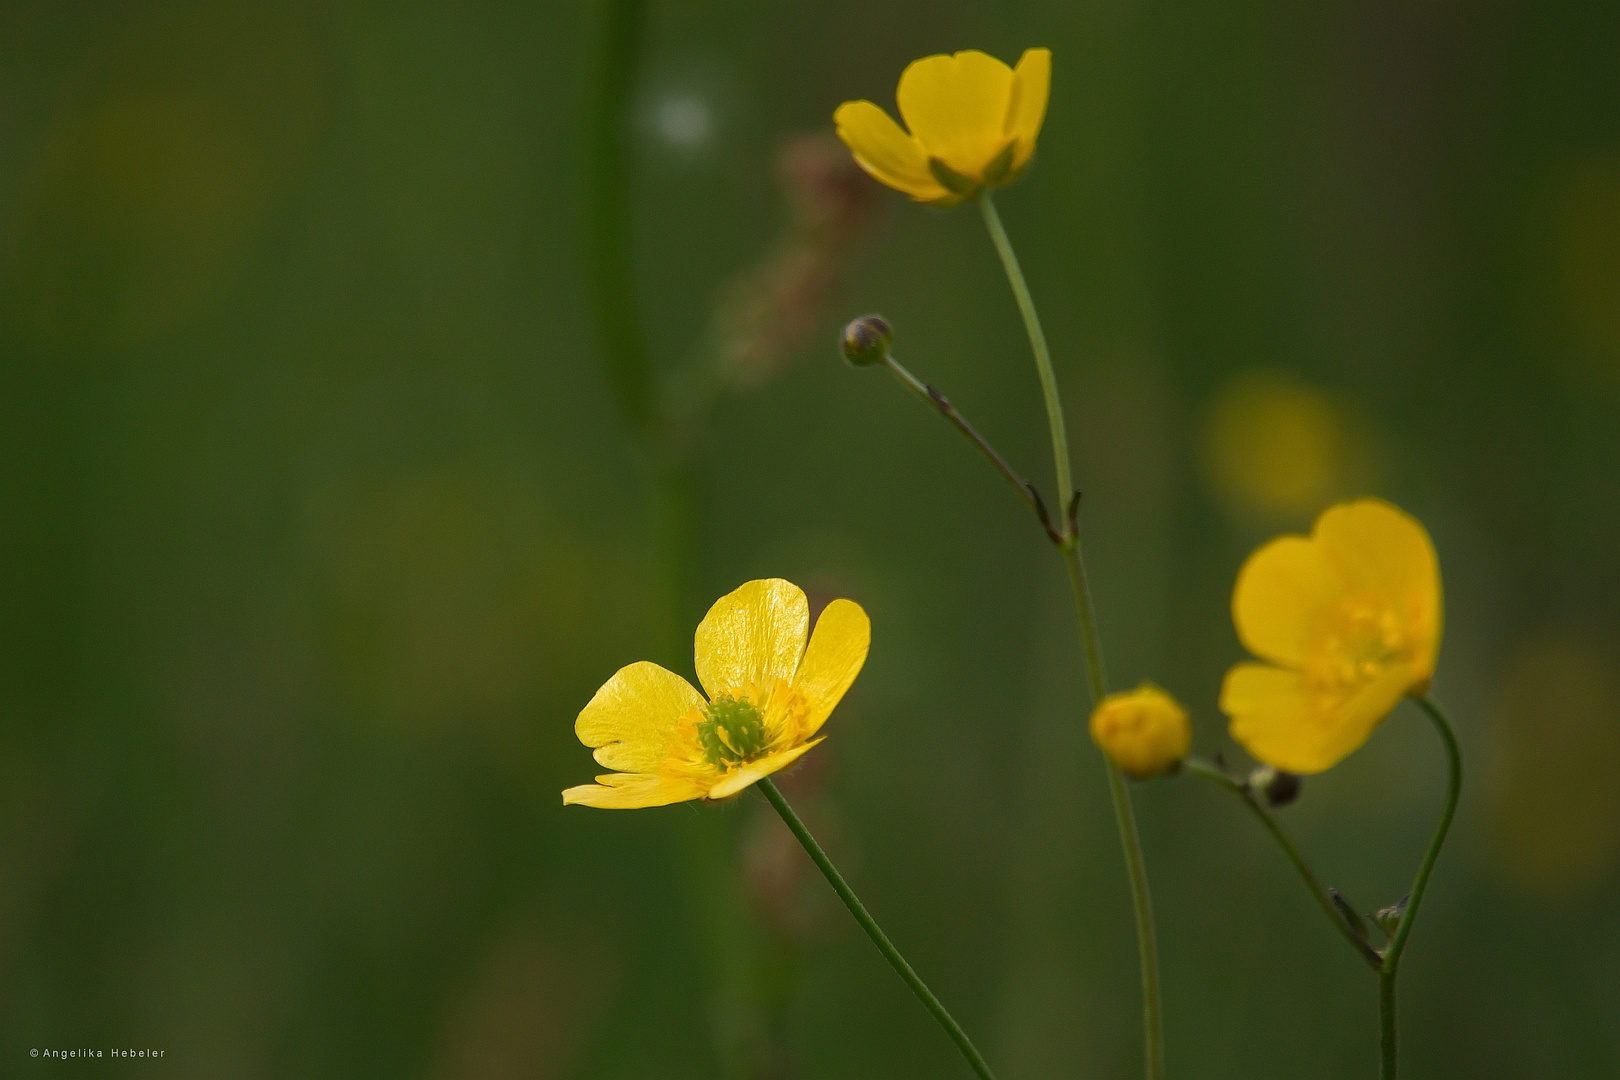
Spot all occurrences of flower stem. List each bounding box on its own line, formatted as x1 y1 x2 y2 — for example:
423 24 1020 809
1383 697 1462 973
1375 696 1462 1078
979 191 1163 1080
978 193 1073 512
756 777 999 1080
1380 969 1398 1080
882 354 1062 541
1104 754 1165 1079
1182 757 1383 968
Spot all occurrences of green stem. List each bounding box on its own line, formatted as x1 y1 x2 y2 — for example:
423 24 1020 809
980 192 1162 1080
757 777 999 1080
1383 697 1462 973
882 355 1059 538
1059 544 1109 704
1183 758 1383 968
1374 697 1462 1078
978 193 1073 512
1380 970 1398 1080
1104 757 1164 1079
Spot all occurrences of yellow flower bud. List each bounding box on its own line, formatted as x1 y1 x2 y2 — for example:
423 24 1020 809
1090 684 1191 779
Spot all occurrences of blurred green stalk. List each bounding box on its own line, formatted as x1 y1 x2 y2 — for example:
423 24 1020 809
978 191 1165 1080
582 2 763 1075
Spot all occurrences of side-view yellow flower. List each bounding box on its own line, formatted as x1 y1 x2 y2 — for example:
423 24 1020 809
1220 499 1443 774
562 579 870 808
1091 684 1191 779
834 48 1051 206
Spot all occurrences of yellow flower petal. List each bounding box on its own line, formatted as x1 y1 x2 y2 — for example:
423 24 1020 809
563 772 706 809
1222 660 1415 773
575 660 706 773
1314 499 1443 676
1232 534 1342 669
833 100 950 203
694 578 808 702
791 598 870 738
704 739 823 801
1005 48 1051 170
897 50 1016 179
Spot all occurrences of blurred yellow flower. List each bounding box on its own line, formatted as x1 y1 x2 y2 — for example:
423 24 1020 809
563 579 870 808
834 48 1051 206
1090 684 1191 779
1220 499 1442 774
1204 370 1346 520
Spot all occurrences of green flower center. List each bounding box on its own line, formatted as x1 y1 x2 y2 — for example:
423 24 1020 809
697 698 770 770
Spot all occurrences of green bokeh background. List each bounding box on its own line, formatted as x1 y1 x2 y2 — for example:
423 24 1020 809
4 1 1619 1077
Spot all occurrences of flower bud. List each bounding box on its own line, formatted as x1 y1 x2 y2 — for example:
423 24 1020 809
1374 895 1408 937
841 314 892 367
1090 684 1191 779
1248 765 1302 807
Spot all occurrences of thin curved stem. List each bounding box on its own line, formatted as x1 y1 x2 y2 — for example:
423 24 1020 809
757 778 999 1080
1104 758 1164 1078
1059 544 1109 705
883 354 1062 541
1374 696 1462 1079
978 193 1073 516
1183 758 1383 968
1383 697 1462 973
979 193 1162 1080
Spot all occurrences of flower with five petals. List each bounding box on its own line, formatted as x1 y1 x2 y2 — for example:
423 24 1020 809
834 48 1051 206
563 579 870 808
1220 499 1443 774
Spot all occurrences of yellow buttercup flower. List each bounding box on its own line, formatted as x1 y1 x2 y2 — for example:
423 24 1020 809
1091 684 1191 779
562 579 870 808
1220 499 1443 774
834 48 1051 206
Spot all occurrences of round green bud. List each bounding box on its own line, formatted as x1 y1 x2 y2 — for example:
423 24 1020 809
841 314 892 367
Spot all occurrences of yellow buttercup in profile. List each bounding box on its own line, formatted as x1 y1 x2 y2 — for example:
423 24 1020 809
1220 498 1443 774
563 578 870 808
834 48 1051 206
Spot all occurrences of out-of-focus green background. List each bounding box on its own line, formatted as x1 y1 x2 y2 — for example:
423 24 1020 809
4 1 1618 1076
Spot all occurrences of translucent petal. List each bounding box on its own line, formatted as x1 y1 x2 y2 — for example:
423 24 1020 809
1222 661 1413 773
833 100 948 202
574 661 706 773
897 50 1016 179
792 598 870 738
562 772 706 809
704 739 822 801
694 579 808 702
1314 499 1443 673
1232 534 1342 669
1004 48 1051 171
